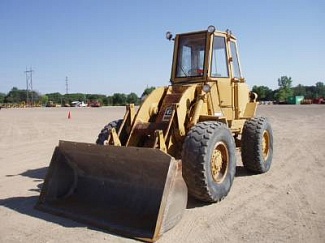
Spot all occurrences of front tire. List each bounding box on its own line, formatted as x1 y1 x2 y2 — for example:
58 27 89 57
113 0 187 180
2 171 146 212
182 121 237 202
96 119 123 145
241 117 273 173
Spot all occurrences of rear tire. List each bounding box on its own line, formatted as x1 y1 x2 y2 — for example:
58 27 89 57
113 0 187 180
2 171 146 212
96 119 123 145
182 121 237 202
241 117 273 173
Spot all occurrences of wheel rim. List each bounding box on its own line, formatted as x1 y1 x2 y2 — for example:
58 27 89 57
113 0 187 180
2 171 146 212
211 142 229 183
262 130 270 161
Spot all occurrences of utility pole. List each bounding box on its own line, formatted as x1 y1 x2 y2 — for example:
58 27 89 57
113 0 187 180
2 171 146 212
65 76 69 95
65 76 69 106
25 67 34 106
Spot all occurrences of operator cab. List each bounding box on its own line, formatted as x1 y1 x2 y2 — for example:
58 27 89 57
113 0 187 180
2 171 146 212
168 25 243 84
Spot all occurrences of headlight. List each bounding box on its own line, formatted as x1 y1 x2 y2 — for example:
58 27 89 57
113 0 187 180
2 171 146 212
207 25 216 33
203 84 211 93
166 31 173 41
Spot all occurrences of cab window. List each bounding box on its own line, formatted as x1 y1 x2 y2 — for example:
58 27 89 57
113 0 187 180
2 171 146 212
211 36 228 78
230 41 241 78
176 33 206 77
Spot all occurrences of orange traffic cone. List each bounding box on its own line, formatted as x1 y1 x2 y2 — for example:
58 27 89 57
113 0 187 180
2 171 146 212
68 111 71 119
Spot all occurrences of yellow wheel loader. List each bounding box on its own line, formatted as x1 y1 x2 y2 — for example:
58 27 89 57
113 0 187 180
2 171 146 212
36 26 273 242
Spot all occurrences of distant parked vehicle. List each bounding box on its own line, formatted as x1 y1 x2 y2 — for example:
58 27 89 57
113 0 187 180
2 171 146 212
46 101 56 107
71 101 87 107
313 98 325 104
88 100 101 107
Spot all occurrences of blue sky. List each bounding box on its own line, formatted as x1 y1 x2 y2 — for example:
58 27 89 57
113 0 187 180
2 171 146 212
1 0 324 95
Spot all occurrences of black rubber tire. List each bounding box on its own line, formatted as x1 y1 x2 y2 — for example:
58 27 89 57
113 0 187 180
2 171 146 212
96 119 123 145
241 117 273 173
182 121 237 203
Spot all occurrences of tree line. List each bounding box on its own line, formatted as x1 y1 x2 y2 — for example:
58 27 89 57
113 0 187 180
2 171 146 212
1 77 324 106
252 76 325 102
0 87 155 106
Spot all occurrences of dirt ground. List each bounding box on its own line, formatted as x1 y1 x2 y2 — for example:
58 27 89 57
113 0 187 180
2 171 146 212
0 105 324 243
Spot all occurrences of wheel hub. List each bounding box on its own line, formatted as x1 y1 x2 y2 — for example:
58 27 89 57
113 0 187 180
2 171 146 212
211 142 229 183
262 130 270 161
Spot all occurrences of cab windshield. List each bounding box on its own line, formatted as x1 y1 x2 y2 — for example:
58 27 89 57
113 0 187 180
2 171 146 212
176 33 206 78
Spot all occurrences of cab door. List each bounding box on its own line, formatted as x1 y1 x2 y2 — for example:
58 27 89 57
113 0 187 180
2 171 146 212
229 38 251 118
209 34 233 119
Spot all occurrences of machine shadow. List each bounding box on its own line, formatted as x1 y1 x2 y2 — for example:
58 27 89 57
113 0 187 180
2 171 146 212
0 195 124 238
2 166 83 228
19 167 48 180
186 196 210 209
8 167 254 224
0 196 80 227
186 166 254 209
2 166 158 241
6 167 48 193
6 167 48 180
5 164 183 239
235 165 255 177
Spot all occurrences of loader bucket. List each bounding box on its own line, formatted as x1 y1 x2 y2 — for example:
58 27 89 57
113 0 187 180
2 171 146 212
36 140 187 242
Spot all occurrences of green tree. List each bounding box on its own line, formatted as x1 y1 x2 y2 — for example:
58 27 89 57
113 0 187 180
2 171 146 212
0 92 5 103
106 96 113 106
66 93 86 102
126 92 140 105
5 87 26 103
46 92 63 104
276 76 293 102
315 82 325 98
3 87 41 105
293 84 306 96
112 93 127 106
305 86 316 99
29 90 41 104
252 85 273 101
41 95 49 106
86 94 106 101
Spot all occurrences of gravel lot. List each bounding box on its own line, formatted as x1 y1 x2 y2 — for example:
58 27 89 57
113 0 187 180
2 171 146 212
0 105 324 242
